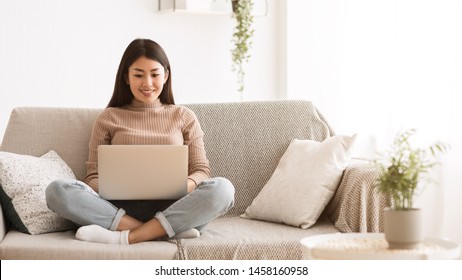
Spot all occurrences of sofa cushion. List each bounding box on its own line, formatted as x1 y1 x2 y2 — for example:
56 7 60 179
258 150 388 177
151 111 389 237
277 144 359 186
174 216 339 259
186 100 334 216
0 229 178 260
0 107 102 181
241 135 356 229
0 150 76 234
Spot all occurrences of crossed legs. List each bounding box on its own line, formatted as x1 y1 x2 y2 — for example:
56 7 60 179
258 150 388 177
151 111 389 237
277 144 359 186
46 177 234 244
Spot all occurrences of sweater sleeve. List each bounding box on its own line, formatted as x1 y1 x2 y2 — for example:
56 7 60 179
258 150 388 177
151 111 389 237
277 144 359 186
182 108 211 185
84 110 113 192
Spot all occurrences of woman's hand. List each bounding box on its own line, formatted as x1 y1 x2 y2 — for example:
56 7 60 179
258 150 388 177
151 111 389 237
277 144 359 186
187 179 197 193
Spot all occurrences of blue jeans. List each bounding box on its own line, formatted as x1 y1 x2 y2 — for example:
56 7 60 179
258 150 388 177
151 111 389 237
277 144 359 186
46 177 234 237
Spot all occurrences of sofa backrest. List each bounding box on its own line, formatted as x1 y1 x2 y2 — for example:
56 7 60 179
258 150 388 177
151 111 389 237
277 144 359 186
1 107 101 182
1 100 333 216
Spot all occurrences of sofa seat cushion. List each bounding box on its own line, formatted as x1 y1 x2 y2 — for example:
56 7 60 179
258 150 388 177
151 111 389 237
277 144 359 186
174 216 339 260
0 229 178 260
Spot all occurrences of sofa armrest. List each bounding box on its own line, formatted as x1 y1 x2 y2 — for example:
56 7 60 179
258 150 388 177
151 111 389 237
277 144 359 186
325 159 391 233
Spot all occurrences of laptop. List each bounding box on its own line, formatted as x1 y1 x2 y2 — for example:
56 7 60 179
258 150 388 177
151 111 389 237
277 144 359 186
98 145 188 200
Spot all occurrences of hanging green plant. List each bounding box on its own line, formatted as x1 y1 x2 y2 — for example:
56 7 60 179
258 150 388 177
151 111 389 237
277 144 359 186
231 0 254 97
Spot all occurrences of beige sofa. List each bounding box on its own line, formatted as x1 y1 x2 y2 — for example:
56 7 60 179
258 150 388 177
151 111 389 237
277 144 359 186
0 100 388 259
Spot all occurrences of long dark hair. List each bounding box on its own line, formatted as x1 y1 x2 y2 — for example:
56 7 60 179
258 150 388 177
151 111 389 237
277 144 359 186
107 39 174 107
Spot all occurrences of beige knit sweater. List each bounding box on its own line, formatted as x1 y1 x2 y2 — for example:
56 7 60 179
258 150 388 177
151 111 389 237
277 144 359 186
84 100 211 191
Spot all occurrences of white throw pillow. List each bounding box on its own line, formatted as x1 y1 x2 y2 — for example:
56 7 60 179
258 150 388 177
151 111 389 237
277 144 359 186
241 135 356 229
0 150 76 234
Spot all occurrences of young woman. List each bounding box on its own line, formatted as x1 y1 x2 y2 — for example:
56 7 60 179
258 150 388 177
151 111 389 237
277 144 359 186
46 39 235 245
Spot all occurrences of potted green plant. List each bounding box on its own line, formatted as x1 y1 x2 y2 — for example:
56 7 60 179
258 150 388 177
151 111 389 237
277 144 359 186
231 0 254 100
374 129 448 249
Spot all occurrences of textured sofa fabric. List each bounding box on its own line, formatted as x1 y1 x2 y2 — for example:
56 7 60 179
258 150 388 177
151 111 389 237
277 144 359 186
0 100 388 259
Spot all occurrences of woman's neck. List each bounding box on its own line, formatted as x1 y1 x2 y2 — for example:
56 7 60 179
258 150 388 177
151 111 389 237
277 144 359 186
129 98 164 110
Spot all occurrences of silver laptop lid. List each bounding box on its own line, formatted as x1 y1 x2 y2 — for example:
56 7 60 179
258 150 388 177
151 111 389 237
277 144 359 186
98 145 188 200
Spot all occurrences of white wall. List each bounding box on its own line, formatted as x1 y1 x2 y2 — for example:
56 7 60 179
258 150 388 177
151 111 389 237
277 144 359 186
0 0 281 142
286 0 462 245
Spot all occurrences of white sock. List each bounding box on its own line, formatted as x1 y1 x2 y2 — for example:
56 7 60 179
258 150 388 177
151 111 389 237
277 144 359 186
170 228 200 239
76 225 129 245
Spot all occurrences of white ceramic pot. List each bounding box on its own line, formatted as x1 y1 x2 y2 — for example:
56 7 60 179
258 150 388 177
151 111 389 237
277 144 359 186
384 208 423 249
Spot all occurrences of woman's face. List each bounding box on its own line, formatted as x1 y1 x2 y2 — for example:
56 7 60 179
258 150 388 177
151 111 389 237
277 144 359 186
126 56 169 105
